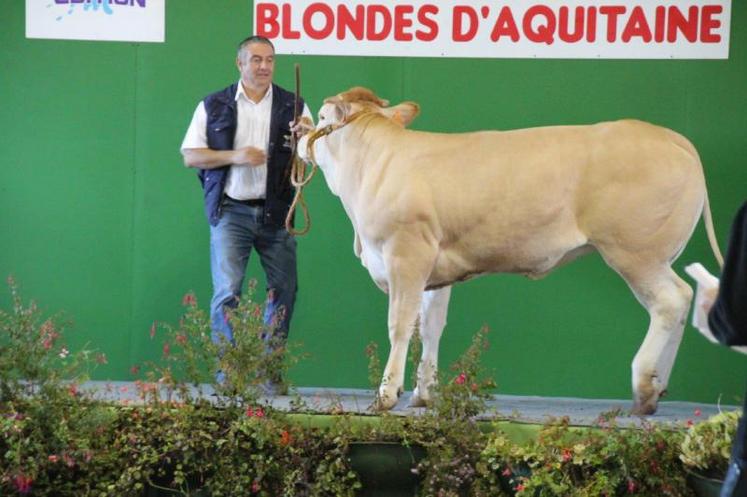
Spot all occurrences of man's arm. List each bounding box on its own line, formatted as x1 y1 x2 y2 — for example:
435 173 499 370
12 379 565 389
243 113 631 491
179 101 268 170
182 147 266 169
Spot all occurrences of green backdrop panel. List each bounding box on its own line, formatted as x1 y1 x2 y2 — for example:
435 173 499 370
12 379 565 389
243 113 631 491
1 0 745 406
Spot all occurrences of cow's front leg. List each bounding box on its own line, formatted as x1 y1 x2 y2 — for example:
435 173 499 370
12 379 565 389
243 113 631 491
410 286 451 407
374 243 436 411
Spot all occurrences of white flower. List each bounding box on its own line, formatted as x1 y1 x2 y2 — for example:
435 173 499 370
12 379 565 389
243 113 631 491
59 347 70 359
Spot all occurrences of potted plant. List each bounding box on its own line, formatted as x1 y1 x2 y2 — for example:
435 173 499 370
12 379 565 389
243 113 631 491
680 410 741 496
480 413 693 496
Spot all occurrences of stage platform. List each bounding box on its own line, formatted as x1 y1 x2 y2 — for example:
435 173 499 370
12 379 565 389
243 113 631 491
80 382 737 428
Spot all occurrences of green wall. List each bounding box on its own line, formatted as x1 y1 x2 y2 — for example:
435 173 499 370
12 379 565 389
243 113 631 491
2 0 745 405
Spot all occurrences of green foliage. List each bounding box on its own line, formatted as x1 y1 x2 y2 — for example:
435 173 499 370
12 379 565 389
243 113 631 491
680 410 740 478
0 280 725 496
481 415 694 496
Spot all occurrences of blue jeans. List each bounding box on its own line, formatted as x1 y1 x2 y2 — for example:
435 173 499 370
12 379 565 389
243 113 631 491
209 198 297 349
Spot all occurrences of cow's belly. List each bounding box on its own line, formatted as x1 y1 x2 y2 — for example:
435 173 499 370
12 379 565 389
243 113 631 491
427 230 589 288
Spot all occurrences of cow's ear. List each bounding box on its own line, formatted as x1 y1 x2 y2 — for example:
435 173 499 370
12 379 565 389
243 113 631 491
383 102 420 127
333 99 351 123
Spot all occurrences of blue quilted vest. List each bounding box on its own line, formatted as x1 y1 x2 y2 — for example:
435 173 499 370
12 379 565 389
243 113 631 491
198 83 304 228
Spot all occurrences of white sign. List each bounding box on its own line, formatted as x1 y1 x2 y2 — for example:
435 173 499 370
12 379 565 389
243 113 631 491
253 0 731 59
26 0 165 43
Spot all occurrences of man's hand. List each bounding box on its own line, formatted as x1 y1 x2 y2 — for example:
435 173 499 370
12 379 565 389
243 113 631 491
233 146 267 166
290 116 315 138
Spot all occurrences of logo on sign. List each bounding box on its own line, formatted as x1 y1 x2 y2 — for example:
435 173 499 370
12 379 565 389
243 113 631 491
50 0 146 21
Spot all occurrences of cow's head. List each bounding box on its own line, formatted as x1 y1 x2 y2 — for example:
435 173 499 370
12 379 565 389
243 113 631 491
318 87 420 129
298 87 420 166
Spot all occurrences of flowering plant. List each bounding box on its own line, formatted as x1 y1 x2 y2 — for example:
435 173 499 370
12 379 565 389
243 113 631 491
680 409 741 479
480 413 693 496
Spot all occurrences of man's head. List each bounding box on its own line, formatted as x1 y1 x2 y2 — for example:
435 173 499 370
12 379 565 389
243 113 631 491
236 36 275 92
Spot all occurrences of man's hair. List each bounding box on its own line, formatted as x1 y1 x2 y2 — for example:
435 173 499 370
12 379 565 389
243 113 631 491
237 36 275 59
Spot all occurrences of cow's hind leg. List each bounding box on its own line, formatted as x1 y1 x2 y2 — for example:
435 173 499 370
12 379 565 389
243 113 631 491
610 260 693 415
410 286 452 407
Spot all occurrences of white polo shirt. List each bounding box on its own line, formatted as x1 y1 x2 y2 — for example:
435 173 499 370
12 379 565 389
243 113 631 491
181 82 311 200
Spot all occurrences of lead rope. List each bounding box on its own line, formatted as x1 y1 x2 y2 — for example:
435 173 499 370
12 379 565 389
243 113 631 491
283 83 369 235
284 64 312 236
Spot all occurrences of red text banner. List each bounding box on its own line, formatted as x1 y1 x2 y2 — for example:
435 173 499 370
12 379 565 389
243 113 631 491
253 0 731 59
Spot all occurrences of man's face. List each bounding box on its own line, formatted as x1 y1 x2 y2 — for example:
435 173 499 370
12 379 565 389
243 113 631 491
237 42 274 90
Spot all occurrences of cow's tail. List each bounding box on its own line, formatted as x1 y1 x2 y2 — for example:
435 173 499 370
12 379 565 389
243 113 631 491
702 189 725 269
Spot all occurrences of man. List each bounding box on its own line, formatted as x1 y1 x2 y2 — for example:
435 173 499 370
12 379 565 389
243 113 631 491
180 36 312 393
693 201 747 496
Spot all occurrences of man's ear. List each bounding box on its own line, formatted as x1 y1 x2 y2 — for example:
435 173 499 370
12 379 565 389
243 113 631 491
382 102 420 127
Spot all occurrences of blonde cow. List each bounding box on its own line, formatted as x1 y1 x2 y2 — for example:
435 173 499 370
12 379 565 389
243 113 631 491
297 87 723 415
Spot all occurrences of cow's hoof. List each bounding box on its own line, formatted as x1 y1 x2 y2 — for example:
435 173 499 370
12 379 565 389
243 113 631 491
631 393 659 415
632 383 660 416
408 394 428 408
370 392 398 411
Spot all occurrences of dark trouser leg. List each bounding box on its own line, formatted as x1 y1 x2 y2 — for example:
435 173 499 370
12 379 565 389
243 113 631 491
721 390 747 497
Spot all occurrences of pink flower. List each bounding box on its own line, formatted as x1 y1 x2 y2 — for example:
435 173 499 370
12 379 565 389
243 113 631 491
149 322 157 339
182 292 197 307
129 365 140 376
13 474 33 494
68 384 78 397
246 406 266 418
515 484 525 492
251 480 261 493
175 334 188 346
162 342 171 357
455 373 467 385
686 419 694 427
48 454 59 463
694 408 702 417
501 467 511 476
42 338 53 350
561 448 572 462
627 479 637 493
63 453 75 468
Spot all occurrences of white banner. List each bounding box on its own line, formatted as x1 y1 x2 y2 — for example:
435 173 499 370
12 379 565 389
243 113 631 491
253 0 731 59
26 0 165 43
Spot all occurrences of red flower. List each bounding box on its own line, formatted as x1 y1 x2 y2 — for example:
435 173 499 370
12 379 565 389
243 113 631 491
162 342 171 357
251 480 261 493
694 408 702 417
68 384 78 397
686 419 694 427
13 474 33 494
455 373 467 385
129 365 140 376
48 455 59 463
501 467 511 476
255 407 265 418
561 448 572 462
515 484 525 492
280 430 292 446
175 334 188 345
182 292 197 307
